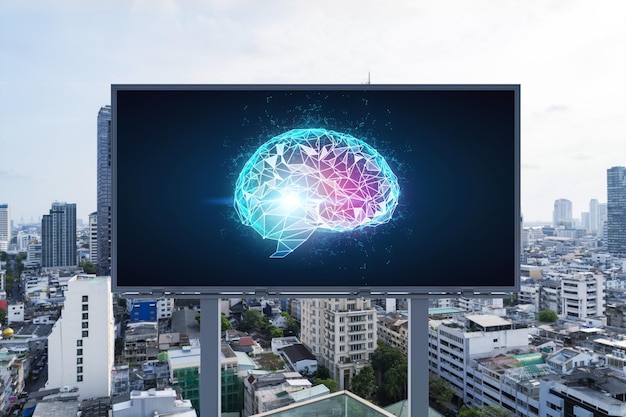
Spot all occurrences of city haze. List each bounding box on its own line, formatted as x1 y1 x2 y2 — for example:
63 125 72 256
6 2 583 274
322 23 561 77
1 1 625 223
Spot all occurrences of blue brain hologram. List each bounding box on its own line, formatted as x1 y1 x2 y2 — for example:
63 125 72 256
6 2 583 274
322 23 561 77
233 128 400 258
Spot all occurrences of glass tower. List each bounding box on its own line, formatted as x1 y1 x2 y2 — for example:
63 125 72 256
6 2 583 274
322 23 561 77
97 105 112 276
607 166 626 256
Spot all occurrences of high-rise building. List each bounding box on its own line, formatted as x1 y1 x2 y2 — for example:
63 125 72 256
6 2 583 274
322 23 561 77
552 198 573 228
88 212 97 264
300 298 377 390
0 204 10 252
47 275 114 399
599 203 608 238
41 202 77 268
589 198 599 233
97 105 112 276
607 166 626 256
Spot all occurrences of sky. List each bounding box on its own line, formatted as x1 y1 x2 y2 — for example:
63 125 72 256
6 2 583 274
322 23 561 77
0 0 625 224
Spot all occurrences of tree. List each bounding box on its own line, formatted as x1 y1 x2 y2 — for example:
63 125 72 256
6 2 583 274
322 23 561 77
79 261 96 274
314 365 331 380
221 313 232 331
350 365 377 399
379 362 407 405
429 373 454 409
538 309 558 323
458 405 484 417
315 378 339 393
269 326 283 338
238 309 266 333
280 311 300 334
371 341 406 384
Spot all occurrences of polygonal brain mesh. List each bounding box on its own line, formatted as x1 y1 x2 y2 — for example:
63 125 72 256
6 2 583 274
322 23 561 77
234 128 400 258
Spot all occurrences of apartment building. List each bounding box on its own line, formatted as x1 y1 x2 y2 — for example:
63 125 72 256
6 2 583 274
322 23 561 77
300 298 377 390
47 275 114 399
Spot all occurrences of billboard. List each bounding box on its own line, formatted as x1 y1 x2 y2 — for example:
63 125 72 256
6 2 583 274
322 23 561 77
112 85 520 296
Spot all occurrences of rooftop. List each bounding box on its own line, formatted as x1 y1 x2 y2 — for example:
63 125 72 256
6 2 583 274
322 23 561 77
251 390 396 417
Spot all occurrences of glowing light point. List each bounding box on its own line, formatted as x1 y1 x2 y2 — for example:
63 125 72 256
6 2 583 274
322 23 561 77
234 128 400 258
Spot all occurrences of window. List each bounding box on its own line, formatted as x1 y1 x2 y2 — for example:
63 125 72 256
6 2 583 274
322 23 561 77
77 358 83 364
82 304 88 311
77 348 83 356
82 330 89 337
82 322 89 329
77 366 83 374
77 375 83 382
76 340 83 347
82 313 88 320
82 295 89 302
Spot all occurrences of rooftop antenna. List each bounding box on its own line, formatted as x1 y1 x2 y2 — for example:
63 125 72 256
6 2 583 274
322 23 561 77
362 70 371 85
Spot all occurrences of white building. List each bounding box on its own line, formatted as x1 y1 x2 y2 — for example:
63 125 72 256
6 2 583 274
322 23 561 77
7 303 24 324
300 298 377 390
428 314 530 398
112 388 197 417
25 242 42 268
47 275 114 399
561 272 605 319
158 297 174 319
519 284 540 310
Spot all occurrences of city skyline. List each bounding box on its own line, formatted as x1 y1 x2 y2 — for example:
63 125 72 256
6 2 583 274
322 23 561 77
1 1 625 223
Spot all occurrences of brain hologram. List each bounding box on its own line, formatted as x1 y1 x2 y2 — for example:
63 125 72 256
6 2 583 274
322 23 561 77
234 128 400 258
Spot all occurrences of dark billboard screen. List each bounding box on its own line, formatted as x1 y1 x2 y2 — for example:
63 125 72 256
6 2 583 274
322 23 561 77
112 85 519 296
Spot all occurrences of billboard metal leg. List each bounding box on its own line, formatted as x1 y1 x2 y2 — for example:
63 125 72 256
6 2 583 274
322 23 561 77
409 297 429 417
200 298 221 417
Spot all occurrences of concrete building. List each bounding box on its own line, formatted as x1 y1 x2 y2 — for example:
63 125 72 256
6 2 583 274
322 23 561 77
25 242 42 268
539 367 626 417
607 166 626 256
97 105 112 276
377 314 408 355
112 388 197 417
46 275 114 399
553 198 573 228
0 204 9 252
123 322 159 366
41 202 77 268
428 314 530 399
561 273 605 319
243 371 317 417
300 298 377 390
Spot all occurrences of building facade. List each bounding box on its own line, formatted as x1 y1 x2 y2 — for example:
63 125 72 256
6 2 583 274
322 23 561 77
47 275 114 399
0 204 9 252
300 298 377 390
88 211 97 264
561 273 605 319
97 105 112 276
553 199 573 228
607 166 626 256
41 202 77 268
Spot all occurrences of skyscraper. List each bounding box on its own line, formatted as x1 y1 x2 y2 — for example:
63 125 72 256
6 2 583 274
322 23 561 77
589 198 599 233
553 198 573 228
607 166 626 256
88 211 98 264
42 202 77 267
0 204 9 252
97 105 112 276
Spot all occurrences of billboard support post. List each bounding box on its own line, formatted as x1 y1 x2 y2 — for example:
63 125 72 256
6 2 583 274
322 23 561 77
409 297 430 417
200 298 221 417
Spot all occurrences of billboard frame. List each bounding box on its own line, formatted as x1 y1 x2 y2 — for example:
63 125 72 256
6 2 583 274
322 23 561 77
111 84 520 298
